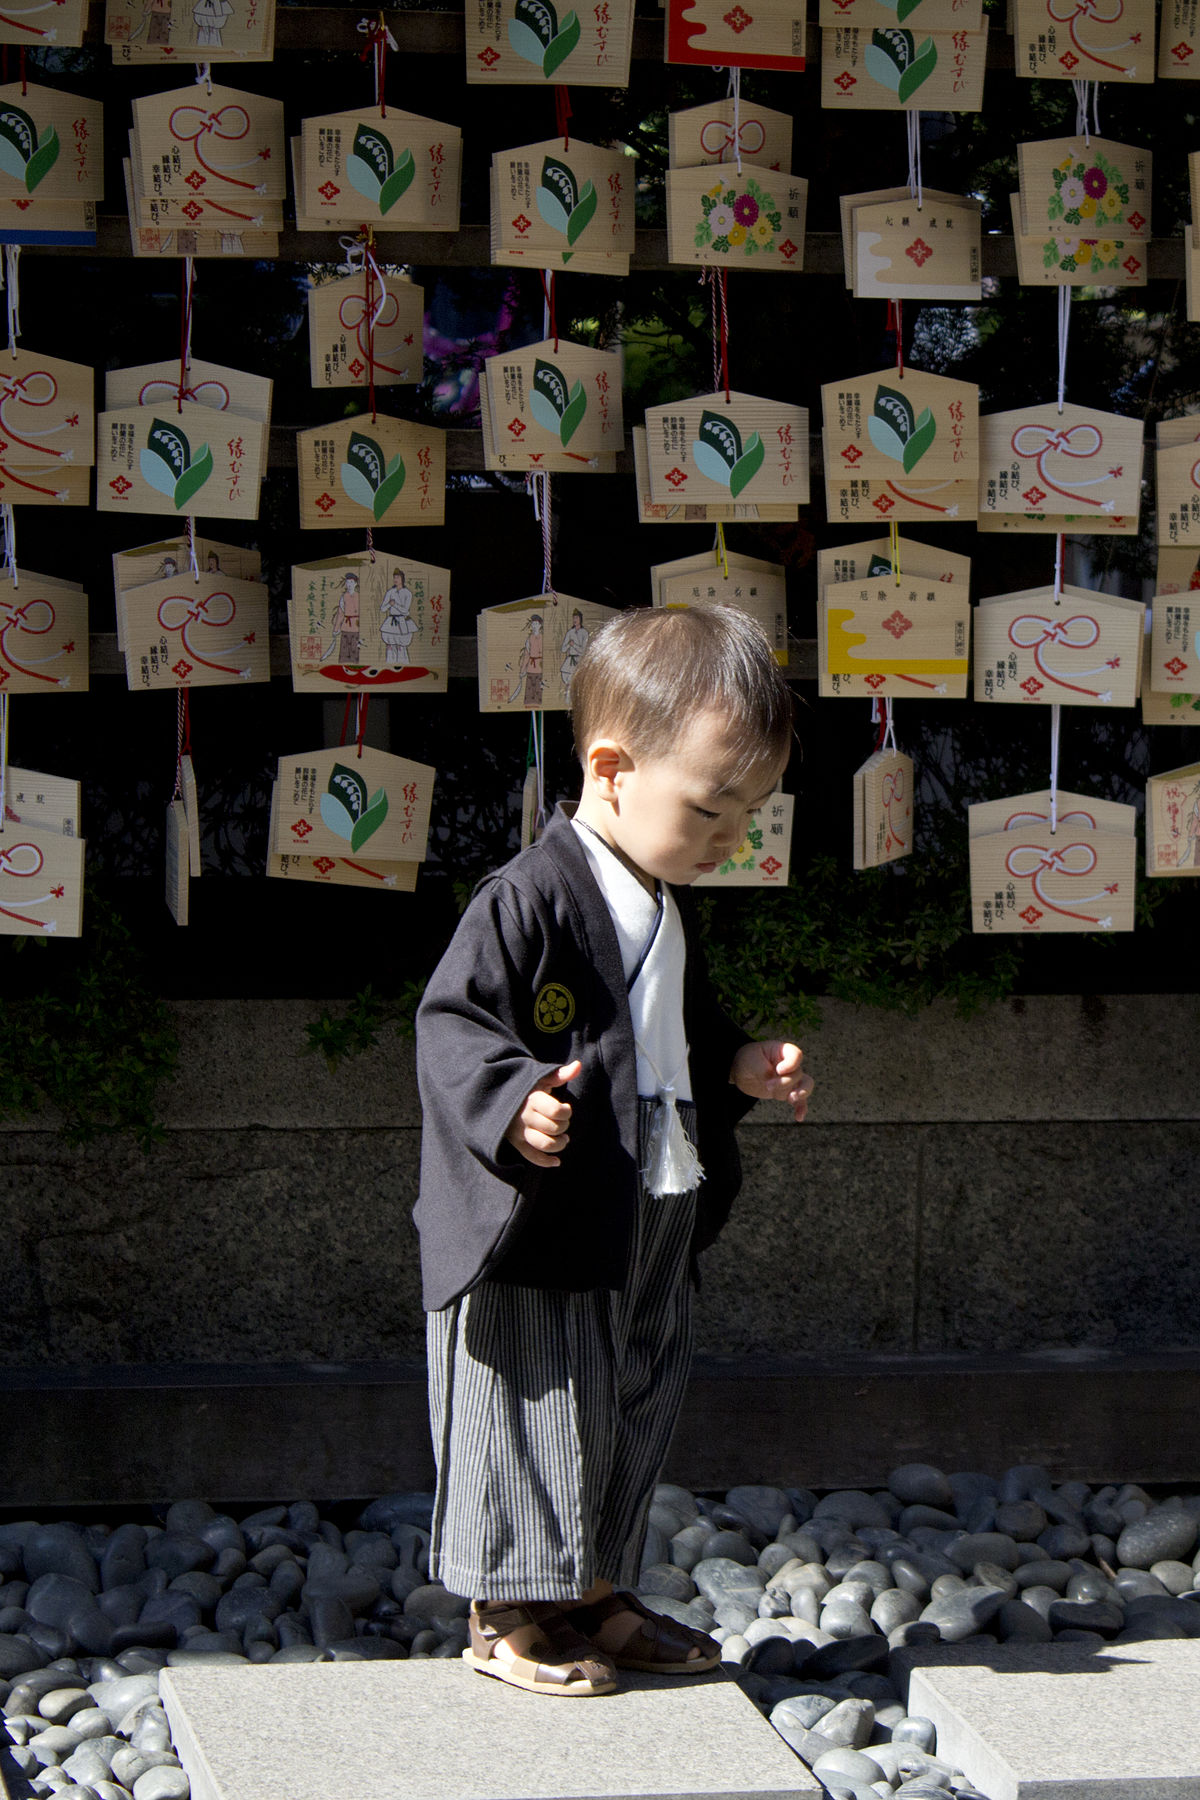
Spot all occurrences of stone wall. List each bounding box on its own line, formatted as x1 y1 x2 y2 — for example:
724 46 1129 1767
4 993 1198 1370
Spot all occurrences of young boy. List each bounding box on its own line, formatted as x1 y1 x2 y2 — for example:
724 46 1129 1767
414 605 812 1698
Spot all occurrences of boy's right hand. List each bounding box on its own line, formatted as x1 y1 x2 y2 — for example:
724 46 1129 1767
504 1060 582 1168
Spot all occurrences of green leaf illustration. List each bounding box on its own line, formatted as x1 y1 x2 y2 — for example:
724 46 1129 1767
340 462 378 512
867 554 894 578
566 177 596 244
536 186 571 237
901 407 936 474
559 379 587 446
728 431 764 499
379 149 415 216
372 455 406 521
898 40 938 102
540 156 579 216
173 444 213 510
24 125 58 194
531 359 570 420
896 0 924 20
351 787 389 853
0 103 36 184
513 0 558 50
351 123 393 186
542 8 580 75
345 430 388 488
696 409 744 474
145 417 191 481
509 17 552 62
329 762 368 822
319 793 356 840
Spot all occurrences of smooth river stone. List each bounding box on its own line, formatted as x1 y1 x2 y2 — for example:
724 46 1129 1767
871 1589 920 1634
919 1584 1009 1642
888 1560 931 1602
812 1746 887 1786
26 1576 97 1630
813 1492 893 1533
993 1501 1047 1541
1046 1598 1124 1635
1038 1524 1091 1561
997 1465 1052 1503
995 1598 1053 1643
1117 1507 1199 1570
803 1634 890 1679
670 1524 715 1573
691 1557 766 1608
725 1486 792 1542
758 1544 799 1583
0 1633 51 1679
887 1466 953 1511
946 1534 1019 1574
23 1529 100 1594
1114 1568 1169 1601
703 1530 759 1568
146 1537 215 1582
898 1507 960 1537
100 1527 148 1592
1150 1560 1196 1596
820 1602 875 1641
37 1687 92 1724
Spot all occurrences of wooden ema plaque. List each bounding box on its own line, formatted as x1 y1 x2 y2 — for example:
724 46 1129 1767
850 195 980 300
693 792 794 886
113 534 260 649
651 549 787 663
643 392 809 508
0 85 102 200
0 348 93 504
308 271 423 391
978 402 1144 525
106 0 274 57
973 585 1144 707
121 570 268 690
840 184 959 287
665 0 806 68
477 593 617 713
97 402 266 521
466 0 634 86
299 111 461 233
123 157 278 257
631 425 798 523
969 808 1136 935
0 814 84 936
129 85 285 218
165 797 189 926
273 746 434 865
296 418 445 530
969 789 1135 930
2 763 79 834
667 100 792 171
817 533 970 591
106 359 271 430
491 140 634 275
1161 0 1200 75
1017 137 1150 243
819 0 981 23
0 569 88 693
288 552 449 694
1155 441 1200 547
1146 763 1200 875
265 782 419 892
481 338 623 471
1008 193 1147 289
819 578 969 697
666 165 808 273
110 0 277 62
0 0 87 45
1149 591 1198 693
820 23 988 110
823 368 978 487
1142 638 1200 724
853 749 912 869
1013 0 1152 81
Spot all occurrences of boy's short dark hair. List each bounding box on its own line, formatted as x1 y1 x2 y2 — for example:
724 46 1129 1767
569 604 793 780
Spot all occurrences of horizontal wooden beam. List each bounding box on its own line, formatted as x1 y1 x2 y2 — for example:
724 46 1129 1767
2 1351 1195 1506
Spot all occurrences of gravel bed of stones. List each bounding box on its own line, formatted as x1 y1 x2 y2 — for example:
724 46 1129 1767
2 1467 1199 1800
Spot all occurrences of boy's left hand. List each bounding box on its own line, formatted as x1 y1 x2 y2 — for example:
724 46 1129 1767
730 1040 813 1121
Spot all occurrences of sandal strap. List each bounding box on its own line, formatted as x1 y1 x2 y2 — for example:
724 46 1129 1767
566 1589 712 1662
469 1601 616 1689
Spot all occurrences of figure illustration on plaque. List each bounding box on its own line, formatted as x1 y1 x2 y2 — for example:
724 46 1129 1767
511 612 544 708
559 608 588 697
192 0 233 45
322 571 362 665
380 569 417 666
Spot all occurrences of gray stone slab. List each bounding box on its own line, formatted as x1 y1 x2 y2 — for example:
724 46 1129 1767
160 1660 818 1800
902 1640 1200 1800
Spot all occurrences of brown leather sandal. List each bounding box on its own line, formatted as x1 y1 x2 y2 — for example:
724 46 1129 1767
564 1589 721 1674
462 1600 619 1696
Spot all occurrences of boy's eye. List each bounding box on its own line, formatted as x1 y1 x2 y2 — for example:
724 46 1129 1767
695 807 719 821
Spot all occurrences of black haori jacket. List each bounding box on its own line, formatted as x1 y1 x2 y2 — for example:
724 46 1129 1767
413 804 755 1312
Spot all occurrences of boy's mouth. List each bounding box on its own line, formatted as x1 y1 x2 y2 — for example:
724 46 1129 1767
696 861 717 872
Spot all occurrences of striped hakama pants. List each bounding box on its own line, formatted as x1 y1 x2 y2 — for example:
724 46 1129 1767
426 1100 698 1602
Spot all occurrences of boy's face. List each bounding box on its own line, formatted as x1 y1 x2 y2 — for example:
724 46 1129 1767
588 707 784 889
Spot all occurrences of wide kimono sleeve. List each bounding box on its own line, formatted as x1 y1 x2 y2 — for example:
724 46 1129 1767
413 874 567 1312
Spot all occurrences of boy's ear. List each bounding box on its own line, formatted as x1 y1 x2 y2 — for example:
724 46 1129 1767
585 739 625 798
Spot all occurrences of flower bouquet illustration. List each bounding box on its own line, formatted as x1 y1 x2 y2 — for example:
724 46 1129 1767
694 175 784 258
